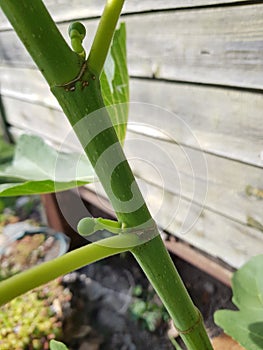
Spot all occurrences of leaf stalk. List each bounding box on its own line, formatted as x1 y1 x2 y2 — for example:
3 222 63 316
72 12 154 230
88 0 125 75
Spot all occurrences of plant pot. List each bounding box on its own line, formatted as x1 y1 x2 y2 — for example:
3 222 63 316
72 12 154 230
0 222 70 281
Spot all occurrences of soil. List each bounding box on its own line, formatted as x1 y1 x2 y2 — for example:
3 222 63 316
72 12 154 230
61 252 235 350
0 231 66 280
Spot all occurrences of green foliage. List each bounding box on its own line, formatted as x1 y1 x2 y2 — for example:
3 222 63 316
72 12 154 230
214 254 263 350
101 23 129 144
0 196 17 214
0 134 93 196
0 137 14 168
50 339 69 350
0 279 67 350
129 284 169 332
0 134 15 185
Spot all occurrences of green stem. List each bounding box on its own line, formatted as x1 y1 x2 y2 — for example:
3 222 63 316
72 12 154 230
169 336 184 350
0 1 213 349
0 234 133 306
87 0 125 75
0 0 82 86
132 234 213 349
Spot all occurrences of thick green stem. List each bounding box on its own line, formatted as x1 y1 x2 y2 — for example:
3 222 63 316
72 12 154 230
132 235 213 349
0 1 213 349
0 0 82 86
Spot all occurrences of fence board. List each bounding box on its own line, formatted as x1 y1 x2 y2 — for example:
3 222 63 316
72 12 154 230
125 131 263 230
1 67 262 167
0 0 251 30
147 184 263 269
129 80 263 167
3 95 263 231
86 181 263 269
1 5 263 89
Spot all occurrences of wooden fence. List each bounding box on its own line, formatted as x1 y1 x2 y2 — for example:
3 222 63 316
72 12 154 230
0 0 262 268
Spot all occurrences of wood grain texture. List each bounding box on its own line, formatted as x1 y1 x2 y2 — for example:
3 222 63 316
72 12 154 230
125 131 263 229
2 96 75 150
1 67 262 167
1 4 263 89
129 80 263 167
165 238 233 286
2 94 263 231
124 5 263 89
0 0 251 30
85 180 263 269
138 183 263 269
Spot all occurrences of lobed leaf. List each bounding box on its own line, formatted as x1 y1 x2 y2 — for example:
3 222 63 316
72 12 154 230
214 254 263 350
231 255 263 311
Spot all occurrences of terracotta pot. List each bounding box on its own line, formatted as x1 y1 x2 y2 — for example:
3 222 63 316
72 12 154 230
212 334 246 350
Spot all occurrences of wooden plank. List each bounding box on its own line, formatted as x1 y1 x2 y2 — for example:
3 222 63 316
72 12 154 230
1 67 263 167
0 1 251 30
86 181 263 269
2 96 79 151
124 131 263 229
125 5 263 89
129 80 263 168
3 96 263 230
149 185 263 269
164 237 233 286
1 5 263 89
0 68 57 109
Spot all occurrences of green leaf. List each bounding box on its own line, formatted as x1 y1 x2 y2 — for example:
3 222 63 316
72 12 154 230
214 254 263 350
215 310 263 350
0 137 14 166
100 23 129 144
50 339 69 350
0 134 94 196
231 255 263 311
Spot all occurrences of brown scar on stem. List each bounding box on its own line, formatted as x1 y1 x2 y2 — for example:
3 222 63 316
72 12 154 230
55 61 87 91
81 80 89 90
174 308 203 335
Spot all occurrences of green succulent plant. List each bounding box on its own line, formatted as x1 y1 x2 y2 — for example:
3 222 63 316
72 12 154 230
129 284 169 332
0 279 70 350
